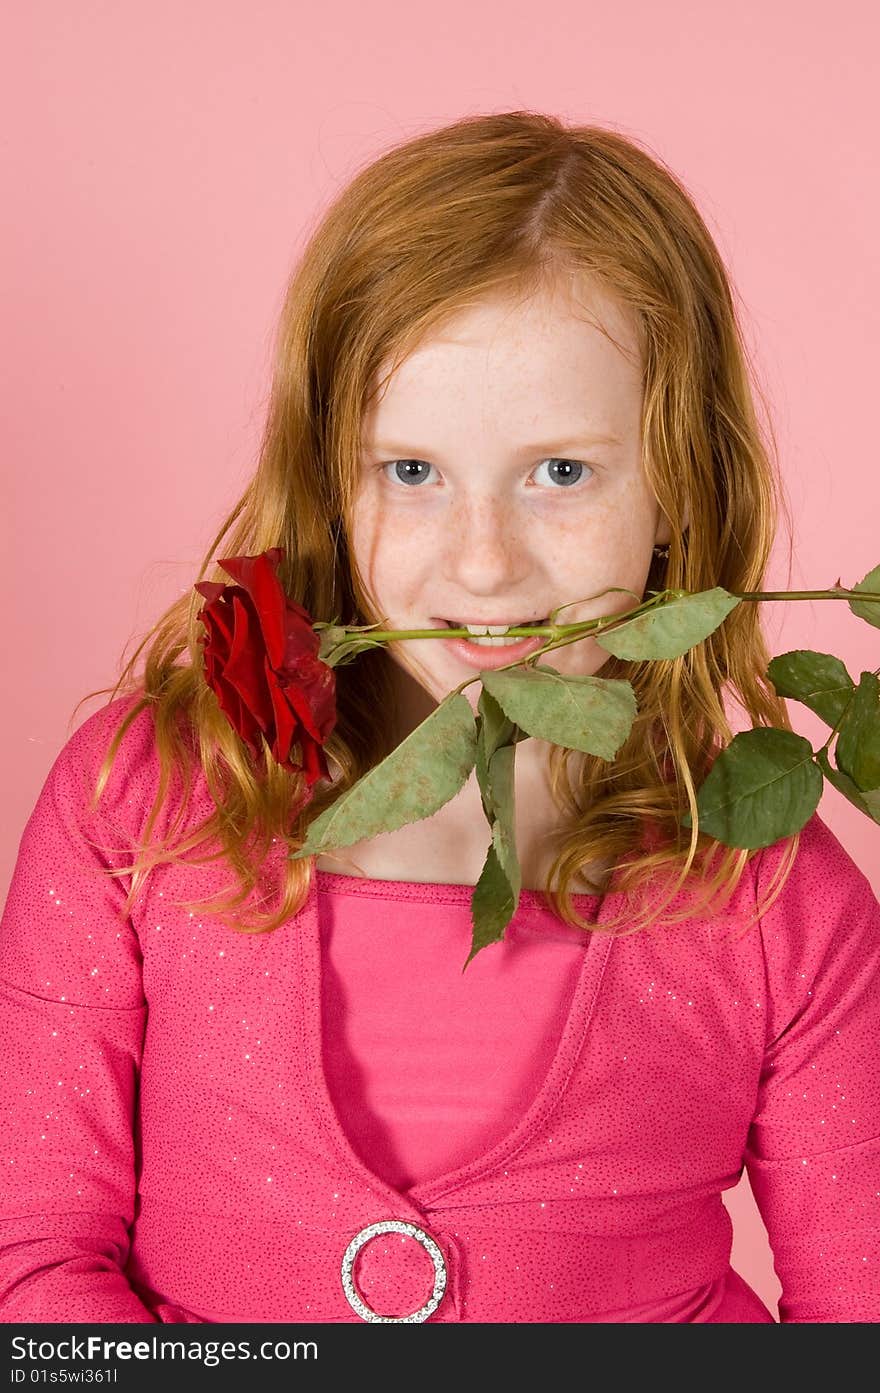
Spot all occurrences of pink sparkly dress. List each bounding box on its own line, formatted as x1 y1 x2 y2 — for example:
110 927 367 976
0 695 878 1323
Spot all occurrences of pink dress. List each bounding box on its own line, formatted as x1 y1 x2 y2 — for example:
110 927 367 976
0 694 878 1323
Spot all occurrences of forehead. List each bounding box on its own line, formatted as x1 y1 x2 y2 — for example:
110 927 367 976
364 273 643 435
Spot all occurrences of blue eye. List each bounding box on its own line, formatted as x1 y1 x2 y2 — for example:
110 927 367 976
384 459 434 486
380 458 593 488
533 458 592 488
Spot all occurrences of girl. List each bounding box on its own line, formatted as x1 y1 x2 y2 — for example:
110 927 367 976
1 110 878 1324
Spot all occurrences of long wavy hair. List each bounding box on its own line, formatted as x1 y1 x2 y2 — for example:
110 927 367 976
77 109 799 940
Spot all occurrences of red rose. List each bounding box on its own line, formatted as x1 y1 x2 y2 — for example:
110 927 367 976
194 547 337 789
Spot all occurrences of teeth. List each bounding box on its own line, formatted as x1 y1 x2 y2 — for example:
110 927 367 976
445 619 541 646
448 620 536 635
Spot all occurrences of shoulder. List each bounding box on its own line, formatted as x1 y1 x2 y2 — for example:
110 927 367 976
63 692 157 769
46 693 183 841
3 694 159 1003
752 809 876 930
748 810 880 1042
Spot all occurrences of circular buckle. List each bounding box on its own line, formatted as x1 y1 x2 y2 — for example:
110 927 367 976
341 1219 448 1323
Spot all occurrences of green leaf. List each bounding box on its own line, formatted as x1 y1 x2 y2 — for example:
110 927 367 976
474 689 517 825
315 626 350 663
593 587 741 660
290 693 477 855
679 727 823 847
318 634 387 668
474 716 491 824
465 724 523 969
486 743 521 903
315 618 391 666
478 687 516 761
835 671 880 791
848 564 880 629
816 747 880 825
766 650 856 728
480 664 636 760
463 842 517 969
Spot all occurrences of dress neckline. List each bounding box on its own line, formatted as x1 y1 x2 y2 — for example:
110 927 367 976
314 866 601 909
298 870 618 1212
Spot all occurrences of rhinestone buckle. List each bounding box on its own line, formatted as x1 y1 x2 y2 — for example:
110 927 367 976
340 1219 448 1323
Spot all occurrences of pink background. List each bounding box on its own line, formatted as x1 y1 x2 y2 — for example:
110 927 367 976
2 2 878 1319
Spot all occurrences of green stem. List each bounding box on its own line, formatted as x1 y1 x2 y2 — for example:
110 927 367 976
339 584 880 703
727 587 877 601
360 585 679 645
357 585 880 644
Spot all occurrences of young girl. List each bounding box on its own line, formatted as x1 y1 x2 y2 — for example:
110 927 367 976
1 110 878 1325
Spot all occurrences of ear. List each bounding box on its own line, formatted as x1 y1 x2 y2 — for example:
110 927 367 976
655 504 689 547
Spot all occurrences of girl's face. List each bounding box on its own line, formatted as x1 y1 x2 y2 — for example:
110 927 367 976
350 271 679 733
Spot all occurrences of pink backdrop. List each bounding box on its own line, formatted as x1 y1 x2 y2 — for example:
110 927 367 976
3 1 878 1320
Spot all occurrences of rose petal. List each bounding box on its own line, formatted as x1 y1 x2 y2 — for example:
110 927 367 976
216 551 290 671
282 654 337 744
196 549 337 786
222 595 275 730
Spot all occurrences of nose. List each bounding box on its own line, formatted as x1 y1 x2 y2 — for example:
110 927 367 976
442 491 529 586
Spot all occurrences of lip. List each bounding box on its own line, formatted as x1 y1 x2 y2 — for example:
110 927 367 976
434 619 547 671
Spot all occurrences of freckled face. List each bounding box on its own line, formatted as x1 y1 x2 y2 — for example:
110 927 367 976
348 271 675 729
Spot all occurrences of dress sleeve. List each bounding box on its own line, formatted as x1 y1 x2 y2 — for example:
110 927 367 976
0 698 193 1323
743 812 880 1323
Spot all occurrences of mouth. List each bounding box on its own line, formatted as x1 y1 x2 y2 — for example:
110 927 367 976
434 618 551 635
435 617 549 639
432 617 549 668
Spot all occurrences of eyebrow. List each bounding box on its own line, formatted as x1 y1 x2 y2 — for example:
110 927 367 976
365 433 623 454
